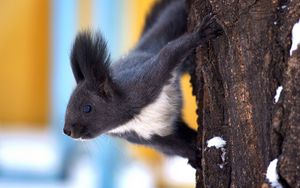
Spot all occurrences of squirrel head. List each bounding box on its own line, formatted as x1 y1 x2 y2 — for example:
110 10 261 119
64 31 124 139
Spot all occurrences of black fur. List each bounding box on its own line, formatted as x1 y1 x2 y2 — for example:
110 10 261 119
136 0 187 53
64 0 221 168
141 0 179 36
70 32 121 98
71 31 110 83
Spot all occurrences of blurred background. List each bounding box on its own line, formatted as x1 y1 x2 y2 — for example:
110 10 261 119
0 0 198 188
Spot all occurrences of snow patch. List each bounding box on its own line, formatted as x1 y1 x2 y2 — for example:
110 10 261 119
0 131 60 175
290 19 300 55
220 148 226 162
281 5 287 9
266 159 283 188
207 136 226 149
163 157 196 185
207 137 227 169
274 86 283 103
219 148 227 169
117 162 154 188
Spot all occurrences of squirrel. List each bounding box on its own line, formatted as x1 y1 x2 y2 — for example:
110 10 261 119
63 0 221 167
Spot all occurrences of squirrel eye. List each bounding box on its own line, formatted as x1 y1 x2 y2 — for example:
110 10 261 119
83 105 92 113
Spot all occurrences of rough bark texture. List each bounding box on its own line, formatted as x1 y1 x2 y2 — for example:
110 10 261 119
186 0 300 187
278 46 300 187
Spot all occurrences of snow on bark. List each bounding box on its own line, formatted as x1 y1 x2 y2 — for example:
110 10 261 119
274 86 283 103
206 136 226 149
290 19 300 56
266 159 283 188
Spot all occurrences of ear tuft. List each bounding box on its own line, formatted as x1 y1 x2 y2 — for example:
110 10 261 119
70 30 111 83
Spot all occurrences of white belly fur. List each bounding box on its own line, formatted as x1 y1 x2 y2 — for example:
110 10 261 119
108 75 181 139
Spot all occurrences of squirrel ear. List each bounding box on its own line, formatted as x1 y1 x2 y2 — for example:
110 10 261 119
71 31 120 98
70 31 111 84
70 50 84 83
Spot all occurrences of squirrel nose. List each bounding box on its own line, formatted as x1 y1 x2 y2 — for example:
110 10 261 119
63 128 72 136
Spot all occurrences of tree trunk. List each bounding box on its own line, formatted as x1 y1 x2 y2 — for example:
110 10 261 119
186 0 300 187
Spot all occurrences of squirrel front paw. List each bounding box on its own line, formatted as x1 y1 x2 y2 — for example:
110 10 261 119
194 13 223 43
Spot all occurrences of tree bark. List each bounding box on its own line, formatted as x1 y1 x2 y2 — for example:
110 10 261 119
186 0 300 187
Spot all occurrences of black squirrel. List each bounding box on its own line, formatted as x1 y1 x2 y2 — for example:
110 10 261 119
64 0 221 167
